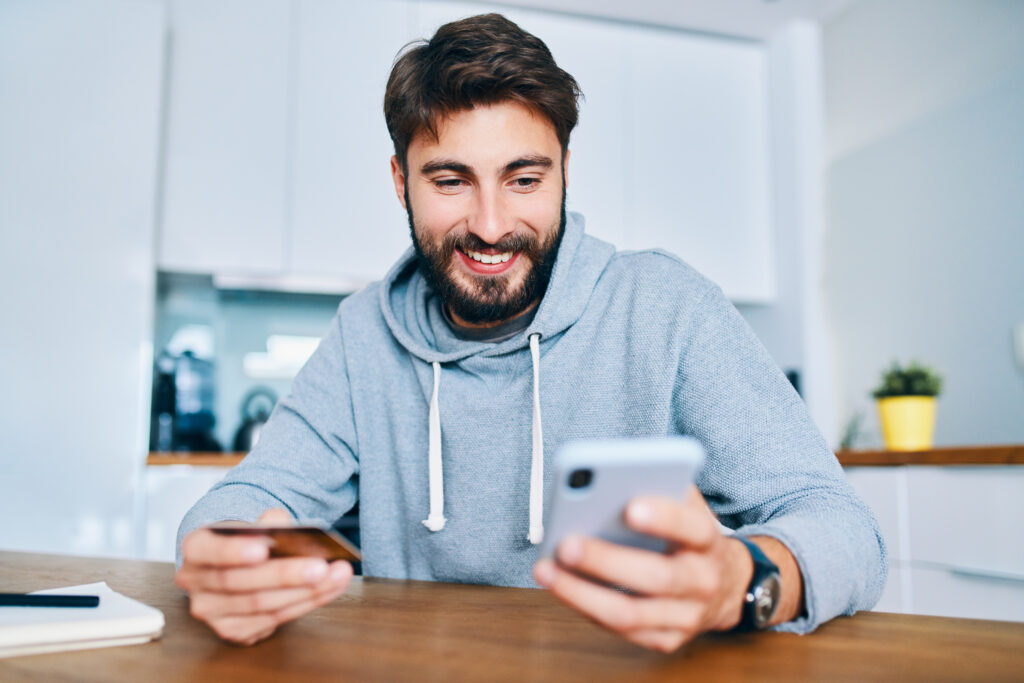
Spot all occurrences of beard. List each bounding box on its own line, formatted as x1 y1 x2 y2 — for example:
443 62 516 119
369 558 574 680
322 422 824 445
407 190 567 325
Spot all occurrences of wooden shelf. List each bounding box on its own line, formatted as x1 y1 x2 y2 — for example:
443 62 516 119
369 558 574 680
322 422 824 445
148 445 1024 468
836 444 1024 467
147 452 245 467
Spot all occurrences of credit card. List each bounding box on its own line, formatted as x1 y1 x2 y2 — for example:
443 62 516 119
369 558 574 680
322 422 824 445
210 525 362 562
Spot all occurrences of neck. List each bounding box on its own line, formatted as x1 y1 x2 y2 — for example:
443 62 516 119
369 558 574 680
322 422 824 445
445 299 540 330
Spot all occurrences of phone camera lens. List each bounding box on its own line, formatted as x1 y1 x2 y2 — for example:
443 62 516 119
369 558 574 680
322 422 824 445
568 468 593 489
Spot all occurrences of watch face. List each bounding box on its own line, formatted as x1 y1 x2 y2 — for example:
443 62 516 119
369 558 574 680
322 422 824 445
753 574 782 628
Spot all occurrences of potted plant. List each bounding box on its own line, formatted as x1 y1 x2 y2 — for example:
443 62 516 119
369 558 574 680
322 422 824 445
872 361 943 451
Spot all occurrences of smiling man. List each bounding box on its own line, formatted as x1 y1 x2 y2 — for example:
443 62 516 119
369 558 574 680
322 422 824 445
396 102 566 331
175 14 886 651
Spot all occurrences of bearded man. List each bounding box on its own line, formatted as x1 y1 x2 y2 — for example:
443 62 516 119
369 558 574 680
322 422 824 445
175 13 886 651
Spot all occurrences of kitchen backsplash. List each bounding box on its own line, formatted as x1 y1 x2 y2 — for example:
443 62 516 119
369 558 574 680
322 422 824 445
152 272 345 452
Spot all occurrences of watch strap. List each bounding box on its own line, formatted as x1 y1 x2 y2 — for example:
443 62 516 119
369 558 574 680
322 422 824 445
734 536 781 632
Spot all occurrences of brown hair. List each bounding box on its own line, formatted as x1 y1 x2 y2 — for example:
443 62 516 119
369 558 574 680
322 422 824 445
384 13 582 171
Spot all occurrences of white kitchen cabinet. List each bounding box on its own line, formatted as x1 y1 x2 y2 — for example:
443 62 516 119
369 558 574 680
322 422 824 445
906 467 1024 576
910 565 1024 623
144 467 232 562
844 466 1024 621
288 0 418 281
623 28 775 303
415 4 776 302
498 10 631 249
159 0 291 274
157 0 777 300
0 0 164 557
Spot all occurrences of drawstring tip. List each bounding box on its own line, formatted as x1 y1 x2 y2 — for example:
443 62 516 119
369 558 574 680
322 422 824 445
422 515 447 532
527 525 544 545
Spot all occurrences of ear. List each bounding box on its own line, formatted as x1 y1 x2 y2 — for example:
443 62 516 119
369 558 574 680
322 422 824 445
562 149 571 190
390 155 407 209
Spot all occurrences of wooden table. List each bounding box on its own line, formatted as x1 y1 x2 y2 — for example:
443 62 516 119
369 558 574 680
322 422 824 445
1 552 1022 682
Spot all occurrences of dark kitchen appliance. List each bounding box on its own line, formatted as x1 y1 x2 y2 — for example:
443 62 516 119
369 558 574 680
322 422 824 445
173 350 222 452
149 353 176 452
232 387 278 453
149 349 222 452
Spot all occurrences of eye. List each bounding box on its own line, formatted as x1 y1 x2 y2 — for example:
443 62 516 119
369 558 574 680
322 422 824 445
509 177 540 192
433 178 467 193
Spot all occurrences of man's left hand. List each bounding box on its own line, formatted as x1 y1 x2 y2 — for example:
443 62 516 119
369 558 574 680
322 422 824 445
533 485 761 653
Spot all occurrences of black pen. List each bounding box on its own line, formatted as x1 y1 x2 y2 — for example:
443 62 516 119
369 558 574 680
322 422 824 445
0 593 100 608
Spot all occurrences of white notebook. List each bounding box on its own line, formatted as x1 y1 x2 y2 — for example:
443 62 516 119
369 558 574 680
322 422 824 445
0 582 164 658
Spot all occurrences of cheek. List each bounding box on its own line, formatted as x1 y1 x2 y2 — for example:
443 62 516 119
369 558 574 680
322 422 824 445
411 192 467 239
513 191 562 234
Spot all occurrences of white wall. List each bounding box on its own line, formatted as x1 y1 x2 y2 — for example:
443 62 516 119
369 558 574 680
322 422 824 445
0 1 164 557
823 0 1024 446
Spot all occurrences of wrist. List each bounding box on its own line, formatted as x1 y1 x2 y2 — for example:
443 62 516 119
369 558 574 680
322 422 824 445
714 536 755 631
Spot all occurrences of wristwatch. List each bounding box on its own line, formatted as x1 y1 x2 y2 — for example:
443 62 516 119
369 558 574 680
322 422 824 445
734 536 781 632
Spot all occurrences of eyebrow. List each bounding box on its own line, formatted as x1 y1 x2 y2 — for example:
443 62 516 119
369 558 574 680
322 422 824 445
419 155 554 177
420 159 471 176
503 155 554 173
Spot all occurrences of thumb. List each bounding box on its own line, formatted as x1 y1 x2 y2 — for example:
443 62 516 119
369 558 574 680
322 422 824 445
257 508 293 526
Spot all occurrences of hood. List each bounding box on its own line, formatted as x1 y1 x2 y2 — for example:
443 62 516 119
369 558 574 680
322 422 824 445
379 211 616 363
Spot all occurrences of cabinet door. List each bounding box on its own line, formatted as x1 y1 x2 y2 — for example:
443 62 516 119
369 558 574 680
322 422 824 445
911 565 1024 622
288 0 418 282
907 467 1024 576
509 11 630 249
623 28 775 302
844 467 912 613
160 0 290 274
145 467 233 561
844 467 907 561
413 3 630 249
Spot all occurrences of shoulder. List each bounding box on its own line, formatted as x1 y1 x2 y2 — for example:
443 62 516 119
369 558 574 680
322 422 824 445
337 281 385 321
597 247 720 313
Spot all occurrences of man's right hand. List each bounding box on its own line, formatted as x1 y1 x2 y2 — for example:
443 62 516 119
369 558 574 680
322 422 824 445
174 509 353 646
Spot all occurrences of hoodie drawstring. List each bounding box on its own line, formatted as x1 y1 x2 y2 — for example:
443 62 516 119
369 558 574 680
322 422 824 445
422 361 446 532
527 333 545 544
422 334 546 544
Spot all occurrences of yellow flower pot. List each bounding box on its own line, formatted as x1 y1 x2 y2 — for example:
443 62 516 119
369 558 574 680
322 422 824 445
877 396 937 451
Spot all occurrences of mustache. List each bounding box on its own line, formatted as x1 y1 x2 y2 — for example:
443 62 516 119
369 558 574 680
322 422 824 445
441 231 541 258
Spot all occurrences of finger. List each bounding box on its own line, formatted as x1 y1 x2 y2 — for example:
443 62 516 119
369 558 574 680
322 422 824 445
190 581 338 620
179 556 347 593
257 508 293 525
270 578 348 624
208 614 279 646
536 560 706 634
624 628 690 654
625 486 719 549
181 528 270 567
200 562 349 645
556 535 721 601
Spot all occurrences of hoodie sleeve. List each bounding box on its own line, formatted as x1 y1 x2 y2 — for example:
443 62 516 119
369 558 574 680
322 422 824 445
673 286 887 634
175 311 359 566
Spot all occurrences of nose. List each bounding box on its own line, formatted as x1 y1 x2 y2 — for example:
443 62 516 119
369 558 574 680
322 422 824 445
467 185 514 246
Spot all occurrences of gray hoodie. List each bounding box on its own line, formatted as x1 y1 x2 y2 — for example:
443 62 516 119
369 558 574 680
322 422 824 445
177 212 886 633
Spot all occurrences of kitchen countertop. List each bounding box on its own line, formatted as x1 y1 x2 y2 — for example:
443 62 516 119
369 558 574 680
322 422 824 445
147 444 1024 468
834 444 1024 466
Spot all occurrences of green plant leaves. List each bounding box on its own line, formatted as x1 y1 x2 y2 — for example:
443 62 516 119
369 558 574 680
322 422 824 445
872 361 943 398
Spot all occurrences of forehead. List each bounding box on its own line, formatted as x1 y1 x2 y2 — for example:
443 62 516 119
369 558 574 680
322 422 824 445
407 101 560 169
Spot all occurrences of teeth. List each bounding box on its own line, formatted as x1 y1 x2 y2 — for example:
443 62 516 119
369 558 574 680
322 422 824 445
465 249 512 265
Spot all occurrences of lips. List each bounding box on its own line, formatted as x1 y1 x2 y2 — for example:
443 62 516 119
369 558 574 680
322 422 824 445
456 248 520 275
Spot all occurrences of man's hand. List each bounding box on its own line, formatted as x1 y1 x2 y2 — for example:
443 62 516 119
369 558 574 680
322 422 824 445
532 486 803 653
174 509 353 646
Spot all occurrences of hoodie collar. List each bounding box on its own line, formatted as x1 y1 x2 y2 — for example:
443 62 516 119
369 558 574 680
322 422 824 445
380 212 615 362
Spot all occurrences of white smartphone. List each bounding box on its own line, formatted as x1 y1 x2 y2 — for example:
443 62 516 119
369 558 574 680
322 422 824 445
539 436 705 558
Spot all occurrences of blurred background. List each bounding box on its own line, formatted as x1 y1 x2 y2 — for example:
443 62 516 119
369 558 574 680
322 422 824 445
1 0 1022 621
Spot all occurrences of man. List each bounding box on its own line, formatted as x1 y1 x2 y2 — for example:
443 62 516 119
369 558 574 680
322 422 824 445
175 14 886 652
